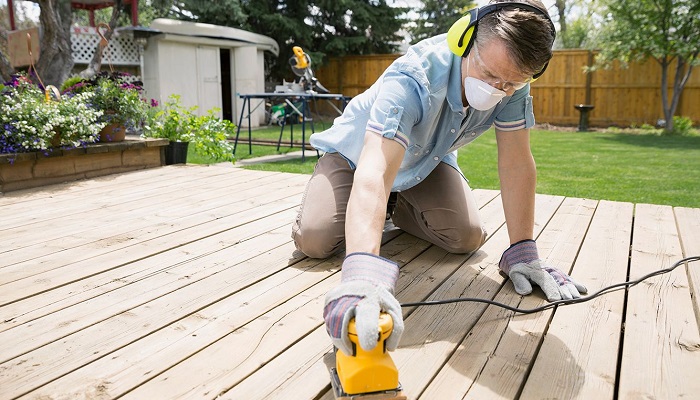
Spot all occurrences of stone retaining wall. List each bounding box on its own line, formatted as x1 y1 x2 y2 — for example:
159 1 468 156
0 138 170 193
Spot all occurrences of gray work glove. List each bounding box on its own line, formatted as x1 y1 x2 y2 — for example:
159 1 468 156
499 240 588 302
323 252 403 356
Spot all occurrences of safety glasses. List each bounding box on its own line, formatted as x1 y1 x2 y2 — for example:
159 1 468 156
470 46 531 92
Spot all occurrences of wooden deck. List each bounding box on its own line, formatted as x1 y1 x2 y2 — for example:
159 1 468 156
1 164 699 400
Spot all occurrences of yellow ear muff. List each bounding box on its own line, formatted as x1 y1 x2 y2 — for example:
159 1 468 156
447 8 479 58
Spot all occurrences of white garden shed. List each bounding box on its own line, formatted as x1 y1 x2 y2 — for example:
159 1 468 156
141 18 278 127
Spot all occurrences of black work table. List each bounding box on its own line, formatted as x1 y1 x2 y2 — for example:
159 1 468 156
233 92 351 161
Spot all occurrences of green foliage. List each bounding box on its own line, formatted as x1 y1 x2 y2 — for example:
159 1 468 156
409 0 475 44
240 128 700 208
1 74 105 154
142 94 236 162
59 76 83 93
169 0 247 27
669 116 695 136
144 94 198 142
559 17 595 49
71 1 167 27
148 0 408 83
594 0 700 133
596 0 700 66
61 72 149 130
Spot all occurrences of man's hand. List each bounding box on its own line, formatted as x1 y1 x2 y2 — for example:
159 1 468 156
499 240 587 301
323 253 403 356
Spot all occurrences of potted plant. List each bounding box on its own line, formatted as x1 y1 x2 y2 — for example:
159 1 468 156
1 73 105 155
142 94 236 164
61 72 149 142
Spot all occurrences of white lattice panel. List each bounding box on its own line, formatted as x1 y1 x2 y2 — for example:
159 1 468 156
71 26 140 66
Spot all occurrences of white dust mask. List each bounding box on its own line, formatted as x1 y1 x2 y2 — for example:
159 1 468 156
464 76 506 111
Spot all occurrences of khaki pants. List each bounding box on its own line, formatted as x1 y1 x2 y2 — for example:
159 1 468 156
292 152 487 258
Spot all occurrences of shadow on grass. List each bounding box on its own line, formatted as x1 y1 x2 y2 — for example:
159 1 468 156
599 132 700 150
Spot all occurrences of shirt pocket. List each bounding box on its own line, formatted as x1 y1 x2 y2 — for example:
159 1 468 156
402 141 436 168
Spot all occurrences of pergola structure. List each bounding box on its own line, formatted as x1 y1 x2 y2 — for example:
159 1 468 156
6 0 140 30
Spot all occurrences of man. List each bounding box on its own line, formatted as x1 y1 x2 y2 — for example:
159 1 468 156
292 0 587 357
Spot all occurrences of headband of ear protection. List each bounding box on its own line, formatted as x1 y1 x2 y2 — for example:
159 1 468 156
447 2 556 79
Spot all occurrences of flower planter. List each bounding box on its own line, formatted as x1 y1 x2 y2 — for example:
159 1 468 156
164 141 189 165
0 138 170 192
99 123 127 142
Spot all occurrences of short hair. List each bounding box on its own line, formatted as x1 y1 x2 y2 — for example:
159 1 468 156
474 0 555 77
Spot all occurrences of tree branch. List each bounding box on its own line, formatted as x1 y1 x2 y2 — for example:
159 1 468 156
80 0 123 78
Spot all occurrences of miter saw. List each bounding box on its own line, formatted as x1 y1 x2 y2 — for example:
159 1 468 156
270 46 330 125
288 46 329 94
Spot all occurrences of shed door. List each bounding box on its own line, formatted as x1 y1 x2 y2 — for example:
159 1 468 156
196 45 221 117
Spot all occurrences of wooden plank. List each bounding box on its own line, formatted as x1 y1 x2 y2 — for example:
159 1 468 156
0 170 290 267
224 196 561 398
618 204 700 399
40 234 428 399
0 205 297 355
0 165 235 225
0 164 209 206
0 218 302 398
0 180 307 334
0 167 266 245
121 188 502 400
0 192 303 326
0 174 308 305
520 200 634 399
674 207 700 329
419 197 596 400
218 327 333 400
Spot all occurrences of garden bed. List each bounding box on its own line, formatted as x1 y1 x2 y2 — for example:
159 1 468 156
0 137 170 193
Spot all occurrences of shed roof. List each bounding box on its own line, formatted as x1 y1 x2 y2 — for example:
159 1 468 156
148 18 279 56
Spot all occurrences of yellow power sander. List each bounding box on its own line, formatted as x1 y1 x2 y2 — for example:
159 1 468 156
329 313 406 400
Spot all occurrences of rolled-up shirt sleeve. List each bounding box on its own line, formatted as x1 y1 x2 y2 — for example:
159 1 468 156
366 70 423 149
494 84 535 132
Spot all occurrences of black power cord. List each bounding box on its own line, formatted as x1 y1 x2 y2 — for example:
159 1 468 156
400 256 700 314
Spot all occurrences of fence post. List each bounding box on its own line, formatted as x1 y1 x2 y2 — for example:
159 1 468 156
585 50 594 105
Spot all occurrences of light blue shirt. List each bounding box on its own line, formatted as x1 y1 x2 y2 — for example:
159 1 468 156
310 34 535 192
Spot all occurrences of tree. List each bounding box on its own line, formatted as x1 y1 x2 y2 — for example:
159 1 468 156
596 0 699 133
168 0 247 27
408 0 475 44
309 0 407 55
80 0 124 78
35 0 73 86
559 17 592 49
152 0 408 84
242 0 314 83
552 0 599 49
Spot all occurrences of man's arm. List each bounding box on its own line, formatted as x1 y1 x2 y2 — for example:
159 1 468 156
495 127 536 244
345 131 406 255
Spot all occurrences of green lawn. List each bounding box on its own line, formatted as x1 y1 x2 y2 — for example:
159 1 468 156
458 129 700 208
199 125 700 208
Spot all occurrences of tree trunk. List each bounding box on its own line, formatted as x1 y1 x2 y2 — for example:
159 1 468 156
80 0 123 78
35 0 73 86
554 0 567 36
665 54 696 133
1 24 15 81
0 50 14 82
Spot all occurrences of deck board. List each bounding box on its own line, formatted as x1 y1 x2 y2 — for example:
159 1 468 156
1 164 699 400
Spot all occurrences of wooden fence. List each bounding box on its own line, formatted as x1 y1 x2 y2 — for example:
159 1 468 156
314 49 700 127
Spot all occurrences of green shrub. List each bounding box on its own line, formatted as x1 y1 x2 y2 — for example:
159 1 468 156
142 94 236 162
671 116 694 136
